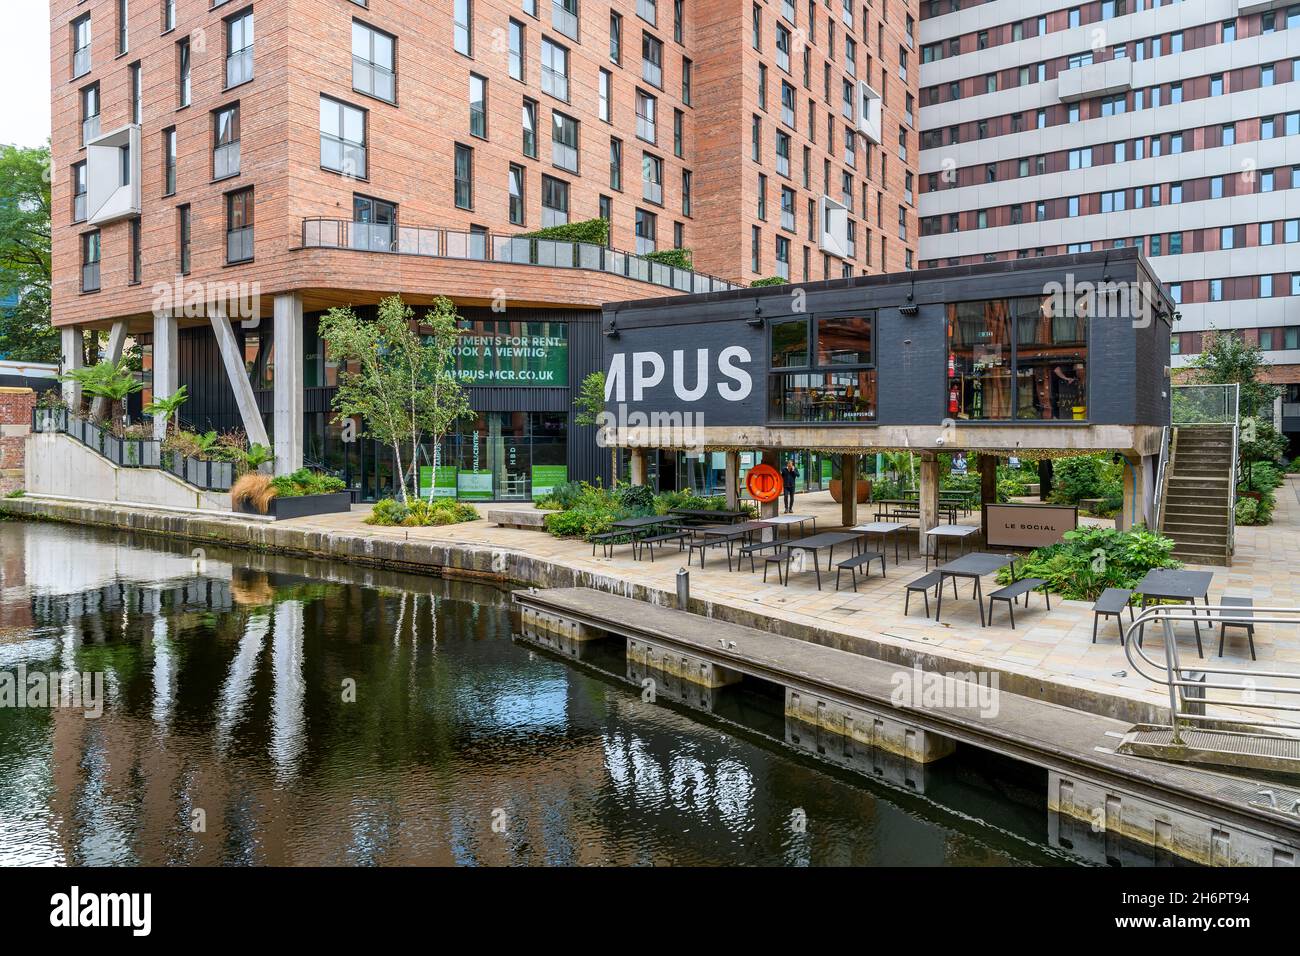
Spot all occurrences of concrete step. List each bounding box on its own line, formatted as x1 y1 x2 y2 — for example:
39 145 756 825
1163 499 1231 513
1171 548 1231 567
1162 528 1231 547
1163 514 1230 530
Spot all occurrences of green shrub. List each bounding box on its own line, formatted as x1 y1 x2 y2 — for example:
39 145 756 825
644 248 693 270
270 468 347 498
750 276 787 287
1240 462 1283 494
3 489 24 499
522 218 610 245
1235 497 1261 525
994 526 1181 601
544 504 619 539
618 483 656 512
366 497 479 527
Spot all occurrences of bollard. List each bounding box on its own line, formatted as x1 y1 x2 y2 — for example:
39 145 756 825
676 568 689 610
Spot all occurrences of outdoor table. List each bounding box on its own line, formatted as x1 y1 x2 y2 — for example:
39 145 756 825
873 499 960 524
924 524 979 569
1134 568 1215 656
609 515 682 560
935 552 1018 627
669 508 749 524
779 531 865 590
850 521 909 565
686 522 758 569
758 513 816 539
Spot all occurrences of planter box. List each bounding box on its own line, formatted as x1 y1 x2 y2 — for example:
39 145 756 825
236 491 353 521
829 479 872 503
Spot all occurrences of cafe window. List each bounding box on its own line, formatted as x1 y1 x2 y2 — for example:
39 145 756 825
769 312 877 422
947 295 1088 422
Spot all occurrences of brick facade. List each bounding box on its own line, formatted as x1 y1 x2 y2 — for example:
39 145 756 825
50 0 919 333
0 388 36 495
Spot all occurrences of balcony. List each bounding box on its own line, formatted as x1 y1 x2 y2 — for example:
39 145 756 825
552 1 580 41
818 195 849 259
1057 57 1132 102
214 140 240 180
299 218 742 294
857 82 882 144
226 47 253 88
85 124 141 226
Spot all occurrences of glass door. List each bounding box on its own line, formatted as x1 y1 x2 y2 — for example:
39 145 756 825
353 195 396 251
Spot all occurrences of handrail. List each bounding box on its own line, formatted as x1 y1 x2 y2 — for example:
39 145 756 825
1227 384 1240 556
299 218 742 295
1152 424 1170 531
1123 603 1300 741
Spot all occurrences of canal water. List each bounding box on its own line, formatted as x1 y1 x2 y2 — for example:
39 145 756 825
0 520 1083 866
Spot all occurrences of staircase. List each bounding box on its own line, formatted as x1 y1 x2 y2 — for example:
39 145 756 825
1160 424 1235 566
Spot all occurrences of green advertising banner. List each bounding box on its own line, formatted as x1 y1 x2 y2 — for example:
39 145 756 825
456 470 494 501
530 465 568 499
419 465 458 499
450 321 568 387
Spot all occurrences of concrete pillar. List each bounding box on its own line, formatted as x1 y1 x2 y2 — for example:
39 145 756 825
90 320 130 421
152 312 179 440
629 446 648 486
273 293 304 476
979 454 999 542
1038 458 1053 502
724 449 741 510
758 450 780 518
209 305 271 449
918 453 941 558
1118 454 1149 531
840 453 859 528
60 327 84 411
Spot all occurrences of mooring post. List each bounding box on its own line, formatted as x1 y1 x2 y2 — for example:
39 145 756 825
676 567 689 610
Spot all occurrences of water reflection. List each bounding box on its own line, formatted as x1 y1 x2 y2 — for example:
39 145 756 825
0 521 1068 866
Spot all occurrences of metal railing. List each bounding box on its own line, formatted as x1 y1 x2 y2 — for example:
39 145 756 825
300 218 742 294
1124 603 1300 739
32 407 234 492
1170 382 1240 425
1152 424 1171 530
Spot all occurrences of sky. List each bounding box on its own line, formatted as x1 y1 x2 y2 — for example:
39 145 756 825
1 0 52 148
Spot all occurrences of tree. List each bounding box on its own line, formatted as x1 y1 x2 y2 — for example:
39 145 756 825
574 370 616 483
1186 331 1281 419
319 295 471 505
59 360 143 423
0 144 56 363
1239 416 1288 487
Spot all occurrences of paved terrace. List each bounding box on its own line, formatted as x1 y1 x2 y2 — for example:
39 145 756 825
277 479 1300 728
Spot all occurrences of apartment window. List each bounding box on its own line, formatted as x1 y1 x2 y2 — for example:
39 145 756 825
129 217 142 284
1170 182 1183 203
72 15 92 79
1209 279 1223 302
674 0 685 42
682 169 691 216
129 62 143 125
840 127 852 169
226 188 254 263
751 114 760 161
508 163 525 225
635 208 656 254
757 173 767 219
1220 227 1234 250
776 130 791 176
780 81 795 127
751 4 761 49
1210 176 1224 200
1168 283 1181 305
1170 82 1182 104
1262 275 1274 298
638 0 657 28
599 69 611 121
552 0 579 42
522 98 538 157
81 84 101 146
610 137 623 190
635 89 657 142
751 225 760 272
454 0 472 56
541 174 569 226
225 8 254 89
353 20 396 103
351 195 396 251
1223 19 1235 42
1262 63 1276 87
159 128 176 198
320 95 368 178
500 20 522 80
177 204 191 274
642 152 663 204
599 194 612 231
552 112 579 172
780 186 795 231
758 64 768 110
673 108 683 157
163 0 175 33
72 162 88 223
178 37 191 107
213 103 241 179
642 32 663 87
542 38 569 101
776 24 791 72
1222 123 1235 146
1262 171 1275 192
469 74 488 138
81 231 101 292
118 0 129 55
682 58 692 105
454 143 473 208
610 12 622 63
775 236 790 279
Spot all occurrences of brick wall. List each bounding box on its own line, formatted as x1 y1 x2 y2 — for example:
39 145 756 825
0 388 36 495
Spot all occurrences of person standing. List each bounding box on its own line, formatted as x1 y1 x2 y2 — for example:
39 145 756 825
782 458 798 513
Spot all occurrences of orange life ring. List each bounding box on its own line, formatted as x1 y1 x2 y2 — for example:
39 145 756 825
746 464 783 503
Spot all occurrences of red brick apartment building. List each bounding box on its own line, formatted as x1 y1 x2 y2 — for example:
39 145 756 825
50 0 917 499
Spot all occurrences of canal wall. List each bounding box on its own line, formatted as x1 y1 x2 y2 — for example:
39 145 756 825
0 494 1174 727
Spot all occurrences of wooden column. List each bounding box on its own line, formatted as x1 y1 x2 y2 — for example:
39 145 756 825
918 453 941 559
724 450 741 510
980 454 999 543
629 447 648 486
840 454 859 528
